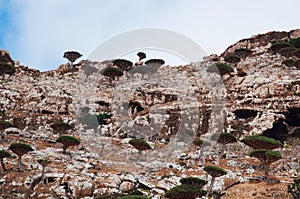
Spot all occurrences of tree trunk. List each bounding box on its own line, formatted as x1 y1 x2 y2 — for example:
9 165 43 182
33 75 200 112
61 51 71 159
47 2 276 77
40 166 45 185
208 177 215 194
63 146 67 154
0 158 6 172
18 155 22 171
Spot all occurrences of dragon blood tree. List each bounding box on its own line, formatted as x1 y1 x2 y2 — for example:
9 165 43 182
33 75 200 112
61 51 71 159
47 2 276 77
50 120 73 135
8 143 34 171
56 135 80 154
249 149 282 177
0 149 10 172
204 165 227 194
240 135 283 150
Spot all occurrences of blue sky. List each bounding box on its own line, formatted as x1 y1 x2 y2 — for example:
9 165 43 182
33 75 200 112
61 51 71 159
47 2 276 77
0 0 299 71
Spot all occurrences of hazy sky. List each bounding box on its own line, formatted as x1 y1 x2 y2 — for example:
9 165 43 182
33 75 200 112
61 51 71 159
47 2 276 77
0 0 299 71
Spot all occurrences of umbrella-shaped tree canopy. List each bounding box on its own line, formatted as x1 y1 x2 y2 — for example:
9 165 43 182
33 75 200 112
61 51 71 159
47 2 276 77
137 52 146 61
144 59 165 67
63 51 82 64
112 59 133 71
241 135 282 150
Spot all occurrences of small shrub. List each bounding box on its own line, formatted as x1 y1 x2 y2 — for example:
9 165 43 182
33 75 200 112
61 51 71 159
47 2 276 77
129 138 151 151
8 143 34 171
97 113 113 125
270 42 294 53
165 184 204 199
289 37 300 48
294 49 300 58
207 62 234 76
50 120 72 135
192 138 211 147
288 178 300 199
282 59 295 67
80 64 98 81
278 47 296 58
234 48 252 59
294 59 300 69
240 135 282 150
0 62 15 76
224 54 241 63
56 135 80 154
0 149 10 171
0 109 4 117
0 120 12 131
180 177 207 188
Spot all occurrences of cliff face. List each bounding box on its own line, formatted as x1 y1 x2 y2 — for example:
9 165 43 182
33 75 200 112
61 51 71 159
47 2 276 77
0 29 299 198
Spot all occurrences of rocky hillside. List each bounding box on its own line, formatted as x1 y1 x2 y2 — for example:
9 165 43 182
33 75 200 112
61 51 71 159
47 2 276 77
0 29 299 199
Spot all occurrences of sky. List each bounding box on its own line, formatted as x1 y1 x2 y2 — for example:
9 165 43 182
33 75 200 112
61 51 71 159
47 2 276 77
0 0 299 71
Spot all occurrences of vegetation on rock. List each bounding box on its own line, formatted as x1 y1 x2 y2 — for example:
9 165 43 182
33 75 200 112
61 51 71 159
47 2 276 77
204 165 227 194
113 59 133 71
8 143 34 171
224 54 241 63
234 48 252 59
56 135 80 154
129 138 151 152
50 120 73 135
241 135 282 150
207 62 234 76
249 149 282 176
0 120 12 131
288 178 300 199
0 149 10 171
270 42 294 53
165 184 205 199
63 51 82 68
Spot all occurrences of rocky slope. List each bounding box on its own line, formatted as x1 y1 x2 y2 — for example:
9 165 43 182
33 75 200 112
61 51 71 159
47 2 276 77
0 29 299 199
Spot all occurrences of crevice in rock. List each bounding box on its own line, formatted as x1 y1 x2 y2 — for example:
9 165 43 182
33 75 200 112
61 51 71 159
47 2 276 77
129 101 144 115
234 109 258 119
262 118 288 142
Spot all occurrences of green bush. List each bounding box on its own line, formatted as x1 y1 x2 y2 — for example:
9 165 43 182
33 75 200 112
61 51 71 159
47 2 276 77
224 54 241 63
0 149 10 171
0 62 15 76
240 135 282 150
294 49 300 58
165 184 204 199
294 59 300 69
56 135 80 154
50 120 72 135
207 62 234 76
0 109 4 117
192 138 211 147
288 178 300 199
282 59 295 67
180 177 207 188
278 47 296 58
0 120 12 131
234 48 252 59
129 138 151 151
270 42 294 53
289 37 300 48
